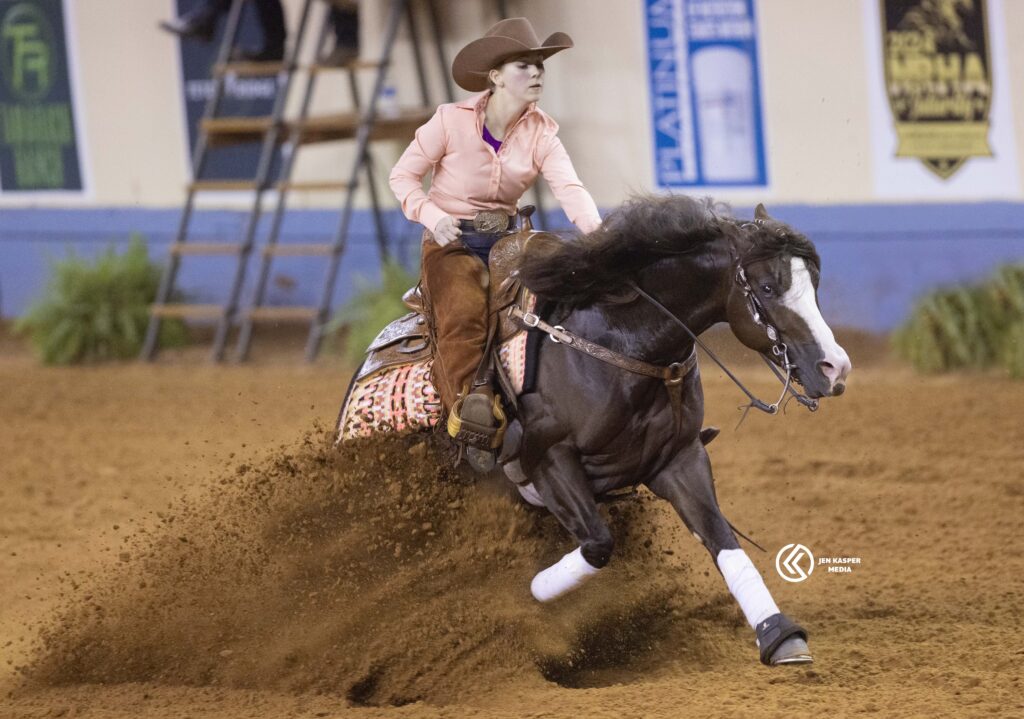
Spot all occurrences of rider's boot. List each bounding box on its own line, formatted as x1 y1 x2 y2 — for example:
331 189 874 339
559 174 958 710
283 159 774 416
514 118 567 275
447 385 506 472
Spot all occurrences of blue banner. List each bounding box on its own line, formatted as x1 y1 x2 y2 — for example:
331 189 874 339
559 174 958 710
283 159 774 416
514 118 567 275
645 0 768 187
175 0 280 182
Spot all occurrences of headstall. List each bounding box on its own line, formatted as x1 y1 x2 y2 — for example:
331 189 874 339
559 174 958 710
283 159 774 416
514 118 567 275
730 263 819 417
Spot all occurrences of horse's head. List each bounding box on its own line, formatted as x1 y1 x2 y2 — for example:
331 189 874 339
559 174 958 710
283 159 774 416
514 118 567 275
725 204 851 399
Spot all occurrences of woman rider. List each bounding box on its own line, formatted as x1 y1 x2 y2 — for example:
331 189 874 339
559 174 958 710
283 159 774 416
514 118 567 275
389 18 601 466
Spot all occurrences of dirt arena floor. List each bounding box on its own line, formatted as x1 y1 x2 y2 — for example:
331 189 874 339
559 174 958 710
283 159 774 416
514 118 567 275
1 324 1022 719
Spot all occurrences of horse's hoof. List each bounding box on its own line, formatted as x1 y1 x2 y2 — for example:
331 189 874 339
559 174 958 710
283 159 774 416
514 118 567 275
769 636 813 666
756 612 810 666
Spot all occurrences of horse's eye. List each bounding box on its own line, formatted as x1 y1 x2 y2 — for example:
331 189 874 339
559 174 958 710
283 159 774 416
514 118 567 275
760 284 774 296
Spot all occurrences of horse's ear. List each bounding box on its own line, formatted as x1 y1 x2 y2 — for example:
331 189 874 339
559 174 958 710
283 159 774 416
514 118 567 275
754 203 770 221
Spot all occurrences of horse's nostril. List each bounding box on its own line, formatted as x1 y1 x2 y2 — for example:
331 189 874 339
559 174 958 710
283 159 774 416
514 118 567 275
818 360 837 380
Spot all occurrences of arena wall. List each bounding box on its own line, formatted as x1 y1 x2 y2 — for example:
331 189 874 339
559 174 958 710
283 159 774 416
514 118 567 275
2 0 1023 331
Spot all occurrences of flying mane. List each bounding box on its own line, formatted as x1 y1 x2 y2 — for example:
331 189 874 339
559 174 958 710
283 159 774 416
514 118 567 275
516 195 729 306
516 195 822 307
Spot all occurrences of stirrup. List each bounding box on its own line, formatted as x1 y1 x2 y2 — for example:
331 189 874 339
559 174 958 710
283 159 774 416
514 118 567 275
447 392 507 450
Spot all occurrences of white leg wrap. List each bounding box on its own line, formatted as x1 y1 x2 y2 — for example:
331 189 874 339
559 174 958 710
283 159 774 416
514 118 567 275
716 548 780 629
531 547 601 602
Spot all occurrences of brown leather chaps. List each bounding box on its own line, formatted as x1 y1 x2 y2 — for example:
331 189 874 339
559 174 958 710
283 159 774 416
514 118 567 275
419 231 490 411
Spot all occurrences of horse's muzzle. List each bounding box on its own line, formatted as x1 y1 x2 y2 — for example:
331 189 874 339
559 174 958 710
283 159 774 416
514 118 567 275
817 353 852 397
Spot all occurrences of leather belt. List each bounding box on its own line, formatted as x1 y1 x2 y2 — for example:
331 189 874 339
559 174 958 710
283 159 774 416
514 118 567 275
458 211 517 234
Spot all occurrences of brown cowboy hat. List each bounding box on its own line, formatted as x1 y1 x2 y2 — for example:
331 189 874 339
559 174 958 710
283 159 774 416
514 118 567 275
452 17 573 92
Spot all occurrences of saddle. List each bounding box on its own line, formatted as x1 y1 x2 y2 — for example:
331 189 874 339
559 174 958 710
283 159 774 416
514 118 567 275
355 222 545 411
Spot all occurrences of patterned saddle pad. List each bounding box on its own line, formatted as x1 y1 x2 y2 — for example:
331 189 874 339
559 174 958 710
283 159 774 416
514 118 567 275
339 228 548 442
338 330 529 440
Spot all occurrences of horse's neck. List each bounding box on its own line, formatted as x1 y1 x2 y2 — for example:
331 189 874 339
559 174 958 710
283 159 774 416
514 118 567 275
640 244 733 334
557 244 732 366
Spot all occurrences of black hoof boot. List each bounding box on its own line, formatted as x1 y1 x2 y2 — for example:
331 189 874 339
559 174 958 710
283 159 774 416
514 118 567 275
699 426 721 445
756 613 812 666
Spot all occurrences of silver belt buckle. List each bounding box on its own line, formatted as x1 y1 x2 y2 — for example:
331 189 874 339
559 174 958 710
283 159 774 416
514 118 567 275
472 210 509 233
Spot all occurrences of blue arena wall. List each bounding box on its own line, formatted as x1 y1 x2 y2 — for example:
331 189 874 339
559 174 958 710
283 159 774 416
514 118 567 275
2 202 1024 332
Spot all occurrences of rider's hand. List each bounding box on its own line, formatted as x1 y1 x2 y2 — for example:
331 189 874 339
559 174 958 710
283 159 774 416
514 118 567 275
433 215 462 246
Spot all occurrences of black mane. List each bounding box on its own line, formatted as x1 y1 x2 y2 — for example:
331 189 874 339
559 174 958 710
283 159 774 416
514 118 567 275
516 195 821 307
516 195 727 306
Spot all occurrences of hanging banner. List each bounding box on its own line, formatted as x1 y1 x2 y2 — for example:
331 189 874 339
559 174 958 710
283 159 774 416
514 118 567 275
864 0 1019 197
644 0 768 188
0 0 84 192
175 0 280 182
882 0 992 178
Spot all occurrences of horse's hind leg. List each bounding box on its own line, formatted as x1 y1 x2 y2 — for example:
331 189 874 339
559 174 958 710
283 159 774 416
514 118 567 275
528 442 613 602
646 440 812 666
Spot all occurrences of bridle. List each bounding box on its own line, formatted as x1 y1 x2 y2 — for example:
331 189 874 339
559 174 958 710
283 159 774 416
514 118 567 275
508 223 820 422
625 238 820 420
729 262 819 412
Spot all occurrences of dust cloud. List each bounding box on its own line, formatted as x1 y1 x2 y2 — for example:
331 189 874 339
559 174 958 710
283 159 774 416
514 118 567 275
22 430 722 706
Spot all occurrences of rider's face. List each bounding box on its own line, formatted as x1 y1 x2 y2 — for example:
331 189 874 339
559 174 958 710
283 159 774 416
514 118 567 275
490 53 545 104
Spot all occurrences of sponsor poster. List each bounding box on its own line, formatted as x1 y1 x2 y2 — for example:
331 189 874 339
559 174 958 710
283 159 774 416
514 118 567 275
864 0 1019 197
175 0 280 182
644 0 768 188
0 0 84 192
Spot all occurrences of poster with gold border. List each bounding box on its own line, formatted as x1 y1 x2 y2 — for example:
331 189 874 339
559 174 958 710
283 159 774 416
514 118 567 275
863 0 1019 198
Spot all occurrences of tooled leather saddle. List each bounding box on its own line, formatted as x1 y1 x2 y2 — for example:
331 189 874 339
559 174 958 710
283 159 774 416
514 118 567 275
354 213 548 412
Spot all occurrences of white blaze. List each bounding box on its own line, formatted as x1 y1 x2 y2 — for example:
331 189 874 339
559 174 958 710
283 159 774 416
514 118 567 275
780 258 851 387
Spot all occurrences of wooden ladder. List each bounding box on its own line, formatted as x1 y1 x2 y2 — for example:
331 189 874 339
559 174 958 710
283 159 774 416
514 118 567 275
141 0 448 362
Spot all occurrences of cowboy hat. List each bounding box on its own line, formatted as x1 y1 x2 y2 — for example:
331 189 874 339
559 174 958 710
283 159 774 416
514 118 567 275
452 17 573 92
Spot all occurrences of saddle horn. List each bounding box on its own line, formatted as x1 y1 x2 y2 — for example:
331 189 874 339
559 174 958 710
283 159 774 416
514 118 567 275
518 205 536 233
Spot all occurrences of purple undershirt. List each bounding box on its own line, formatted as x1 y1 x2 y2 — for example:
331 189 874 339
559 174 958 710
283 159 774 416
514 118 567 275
482 125 502 153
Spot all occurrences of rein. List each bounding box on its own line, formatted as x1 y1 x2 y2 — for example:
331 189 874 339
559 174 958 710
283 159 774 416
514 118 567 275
506 242 820 423
627 272 819 421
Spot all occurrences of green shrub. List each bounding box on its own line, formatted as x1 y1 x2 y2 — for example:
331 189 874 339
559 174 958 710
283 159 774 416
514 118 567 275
1000 320 1024 379
15 236 186 364
892 263 1024 377
327 259 419 365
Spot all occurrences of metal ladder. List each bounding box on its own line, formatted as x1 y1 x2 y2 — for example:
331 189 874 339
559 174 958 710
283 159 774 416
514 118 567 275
141 0 446 362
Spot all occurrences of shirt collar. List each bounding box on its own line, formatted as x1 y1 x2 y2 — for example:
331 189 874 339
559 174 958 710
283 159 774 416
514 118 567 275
455 91 539 119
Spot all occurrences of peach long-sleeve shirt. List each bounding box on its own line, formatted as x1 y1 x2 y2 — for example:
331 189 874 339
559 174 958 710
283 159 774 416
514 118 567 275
388 91 601 235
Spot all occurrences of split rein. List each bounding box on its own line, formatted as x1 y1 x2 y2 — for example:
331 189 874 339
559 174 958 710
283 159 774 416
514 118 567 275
507 266 818 424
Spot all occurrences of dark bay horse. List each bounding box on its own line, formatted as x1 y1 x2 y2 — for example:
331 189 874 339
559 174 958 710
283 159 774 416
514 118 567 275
501 196 851 666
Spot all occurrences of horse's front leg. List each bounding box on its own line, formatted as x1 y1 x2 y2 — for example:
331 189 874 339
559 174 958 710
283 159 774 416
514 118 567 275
646 439 813 666
528 441 612 602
